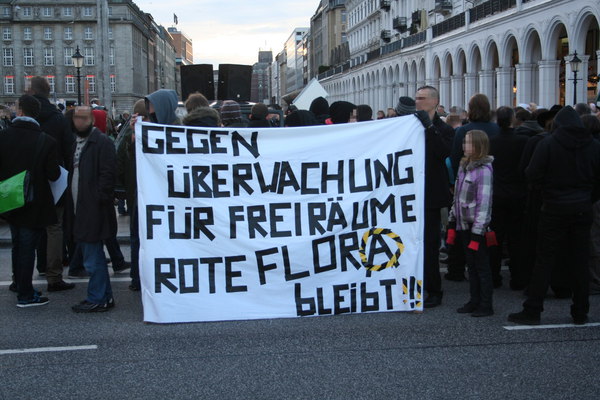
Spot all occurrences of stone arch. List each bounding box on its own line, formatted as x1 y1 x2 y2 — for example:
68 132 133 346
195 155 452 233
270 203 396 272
520 26 543 105
452 48 467 109
418 58 426 87
572 9 600 104
482 38 499 71
400 63 409 97
543 17 569 60
441 51 453 77
432 55 442 84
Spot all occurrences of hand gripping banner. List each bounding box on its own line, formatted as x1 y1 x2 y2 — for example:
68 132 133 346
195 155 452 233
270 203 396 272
135 116 425 323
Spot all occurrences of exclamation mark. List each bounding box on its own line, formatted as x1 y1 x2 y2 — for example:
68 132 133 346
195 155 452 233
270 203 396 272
409 276 415 308
402 278 408 304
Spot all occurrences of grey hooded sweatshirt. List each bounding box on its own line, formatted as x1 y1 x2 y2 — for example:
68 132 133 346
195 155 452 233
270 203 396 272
145 89 180 125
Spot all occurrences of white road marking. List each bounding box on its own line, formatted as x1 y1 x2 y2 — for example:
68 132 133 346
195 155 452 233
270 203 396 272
504 322 600 330
0 345 97 355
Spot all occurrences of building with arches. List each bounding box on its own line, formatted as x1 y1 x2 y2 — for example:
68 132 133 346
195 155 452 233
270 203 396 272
320 0 599 112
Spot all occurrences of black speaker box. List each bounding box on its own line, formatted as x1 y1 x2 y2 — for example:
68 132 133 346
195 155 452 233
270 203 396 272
180 64 215 101
217 64 253 101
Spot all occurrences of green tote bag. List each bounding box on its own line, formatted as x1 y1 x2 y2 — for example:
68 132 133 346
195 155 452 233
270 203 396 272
0 170 28 213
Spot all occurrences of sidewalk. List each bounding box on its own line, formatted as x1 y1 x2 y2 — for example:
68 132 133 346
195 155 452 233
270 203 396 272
0 207 131 248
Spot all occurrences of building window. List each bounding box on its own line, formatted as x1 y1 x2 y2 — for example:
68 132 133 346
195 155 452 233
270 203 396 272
2 27 11 40
44 48 54 66
4 76 15 94
83 7 93 17
23 48 33 66
24 76 32 92
86 75 96 93
22 7 32 17
2 7 10 17
84 47 94 66
110 75 116 93
108 27 113 39
3 48 13 67
65 76 75 94
64 27 73 40
108 7 113 16
43 7 52 17
64 47 73 65
84 27 93 40
47 75 55 93
109 46 115 65
63 7 72 17
44 27 53 40
23 27 32 40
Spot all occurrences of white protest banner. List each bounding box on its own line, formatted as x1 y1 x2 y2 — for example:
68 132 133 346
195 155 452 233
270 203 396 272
135 116 425 323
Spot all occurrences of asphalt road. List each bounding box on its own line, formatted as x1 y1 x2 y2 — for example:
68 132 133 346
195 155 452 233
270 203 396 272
1 246 599 399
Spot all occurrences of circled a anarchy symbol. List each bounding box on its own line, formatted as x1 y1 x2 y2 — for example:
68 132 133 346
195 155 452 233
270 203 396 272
358 228 405 271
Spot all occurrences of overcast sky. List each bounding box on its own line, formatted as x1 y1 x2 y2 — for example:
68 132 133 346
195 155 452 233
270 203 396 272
135 0 316 67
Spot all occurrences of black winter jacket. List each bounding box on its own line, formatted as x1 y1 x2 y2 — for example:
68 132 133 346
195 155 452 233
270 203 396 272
66 127 117 242
34 95 74 168
526 125 600 214
489 128 528 200
0 119 60 228
425 114 454 208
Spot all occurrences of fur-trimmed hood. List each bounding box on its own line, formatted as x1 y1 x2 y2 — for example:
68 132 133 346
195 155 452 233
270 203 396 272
183 107 220 127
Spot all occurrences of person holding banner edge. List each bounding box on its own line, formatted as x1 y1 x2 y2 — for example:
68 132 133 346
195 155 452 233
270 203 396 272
413 86 455 308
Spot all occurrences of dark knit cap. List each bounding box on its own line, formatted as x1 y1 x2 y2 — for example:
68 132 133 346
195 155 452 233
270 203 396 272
220 100 242 122
395 96 416 116
310 96 329 116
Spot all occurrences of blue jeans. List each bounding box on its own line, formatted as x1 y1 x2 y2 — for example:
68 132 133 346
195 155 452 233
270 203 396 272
79 241 113 304
69 237 125 274
10 225 42 301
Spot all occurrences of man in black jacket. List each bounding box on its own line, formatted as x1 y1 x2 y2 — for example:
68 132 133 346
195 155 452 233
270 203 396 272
414 86 455 307
0 94 60 307
509 106 600 325
31 76 75 292
66 106 117 312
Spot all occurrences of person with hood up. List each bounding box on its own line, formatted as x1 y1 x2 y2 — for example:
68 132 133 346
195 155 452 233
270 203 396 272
508 106 600 326
514 109 544 137
145 89 181 125
309 97 330 125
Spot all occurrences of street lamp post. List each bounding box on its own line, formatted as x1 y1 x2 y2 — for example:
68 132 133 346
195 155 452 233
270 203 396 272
72 46 84 105
570 51 582 105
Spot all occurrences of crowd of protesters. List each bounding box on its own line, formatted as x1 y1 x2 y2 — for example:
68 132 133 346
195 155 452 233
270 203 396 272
2 75 600 326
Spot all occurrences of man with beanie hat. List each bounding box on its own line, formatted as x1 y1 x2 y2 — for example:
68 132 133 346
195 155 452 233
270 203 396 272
220 100 247 127
395 96 416 116
414 86 455 308
248 103 271 128
509 106 600 325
